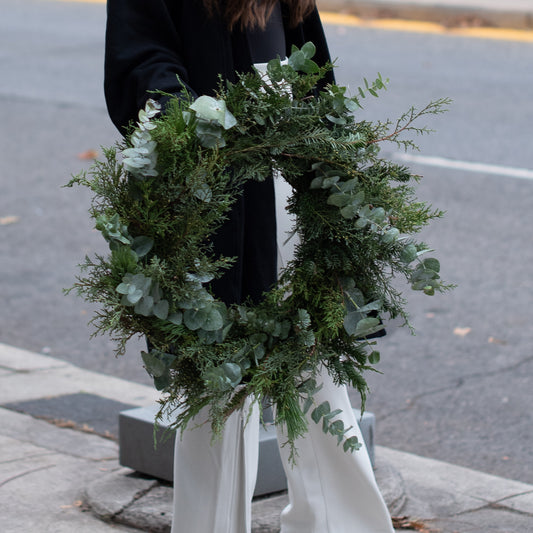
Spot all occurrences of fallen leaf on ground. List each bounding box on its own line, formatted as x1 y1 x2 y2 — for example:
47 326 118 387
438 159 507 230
77 149 98 160
0 215 20 226
392 515 440 532
453 327 471 337
60 500 83 510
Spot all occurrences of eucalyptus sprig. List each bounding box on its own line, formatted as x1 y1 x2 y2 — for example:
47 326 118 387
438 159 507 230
67 43 452 455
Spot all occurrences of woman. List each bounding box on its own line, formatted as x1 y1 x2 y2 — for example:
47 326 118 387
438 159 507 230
105 2 394 532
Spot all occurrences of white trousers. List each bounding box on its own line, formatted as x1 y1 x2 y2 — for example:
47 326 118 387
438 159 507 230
171 369 394 533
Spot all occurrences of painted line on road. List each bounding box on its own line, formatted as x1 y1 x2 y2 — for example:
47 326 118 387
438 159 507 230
395 153 533 181
321 12 533 43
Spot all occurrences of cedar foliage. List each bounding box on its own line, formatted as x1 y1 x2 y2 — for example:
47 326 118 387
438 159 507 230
67 43 452 454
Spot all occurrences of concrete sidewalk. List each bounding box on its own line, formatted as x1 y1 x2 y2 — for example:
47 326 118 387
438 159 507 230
1 343 533 533
318 0 533 30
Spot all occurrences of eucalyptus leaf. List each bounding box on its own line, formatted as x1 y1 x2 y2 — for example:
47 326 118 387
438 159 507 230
288 50 306 71
343 436 361 452
382 228 400 243
124 289 143 305
325 114 347 125
344 98 360 112
322 408 343 422
190 95 237 130
322 176 340 189
301 41 316 59
423 257 441 272
327 192 351 207
368 351 381 364
310 177 323 189
266 60 283 82
299 330 316 347
343 311 362 335
116 282 131 295
184 308 208 330
141 350 166 378
135 295 154 316
198 329 223 344
297 309 311 329
120 292 139 306
355 215 369 229
358 299 382 313
153 374 171 391
354 317 384 338
193 184 212 203
253 344 266 361
132 236 154 258
302 396 314 415
338 179 358 193
168 312 183 325
368 206 386 224
400 243 418 263
202 307 224 331
340 204 359 219
344 287 365 311
220 362 242 387
311 401 330 424
153 300 169 320
328 419 345 437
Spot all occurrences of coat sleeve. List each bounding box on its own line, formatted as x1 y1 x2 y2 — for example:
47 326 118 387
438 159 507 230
104 0 196 133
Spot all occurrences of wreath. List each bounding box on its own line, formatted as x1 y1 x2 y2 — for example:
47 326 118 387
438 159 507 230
68 43 452 454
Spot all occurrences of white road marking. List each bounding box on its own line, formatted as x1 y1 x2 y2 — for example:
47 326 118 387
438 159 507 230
395 153 533 181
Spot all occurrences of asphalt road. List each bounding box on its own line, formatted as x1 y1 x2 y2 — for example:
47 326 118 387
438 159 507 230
1 0 533 484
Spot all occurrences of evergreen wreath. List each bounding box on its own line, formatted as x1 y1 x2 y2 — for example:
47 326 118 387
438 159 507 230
67 43 452 455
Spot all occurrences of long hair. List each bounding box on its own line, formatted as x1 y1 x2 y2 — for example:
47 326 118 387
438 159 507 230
203 0 316 30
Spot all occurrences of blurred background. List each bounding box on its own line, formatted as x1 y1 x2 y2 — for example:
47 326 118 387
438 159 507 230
1 0 532 485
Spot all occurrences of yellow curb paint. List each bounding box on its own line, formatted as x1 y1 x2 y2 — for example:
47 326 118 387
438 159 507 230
47 2 533 43
322 12 445 34
53 0 106 3
321 12 533 43
451 26 533 42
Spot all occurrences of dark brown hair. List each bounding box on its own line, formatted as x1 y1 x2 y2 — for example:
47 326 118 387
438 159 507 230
203 0 316 30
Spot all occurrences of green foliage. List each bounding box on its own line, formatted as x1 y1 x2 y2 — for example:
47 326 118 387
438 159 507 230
67 44 453 456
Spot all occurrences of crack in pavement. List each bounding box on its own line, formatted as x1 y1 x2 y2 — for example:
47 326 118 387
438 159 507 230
109 482 160 520
451 500 533 519
0 451 57 465
378 353 533 422
0 464 55 489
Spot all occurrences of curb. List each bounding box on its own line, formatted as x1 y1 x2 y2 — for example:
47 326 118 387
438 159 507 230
317 0 533 30
83 454 407 532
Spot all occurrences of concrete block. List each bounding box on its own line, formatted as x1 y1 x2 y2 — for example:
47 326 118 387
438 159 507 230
119 406 175 484
119 405 375 497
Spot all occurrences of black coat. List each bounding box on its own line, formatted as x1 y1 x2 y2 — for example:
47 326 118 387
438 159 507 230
104 0 333 132
104 1 333 305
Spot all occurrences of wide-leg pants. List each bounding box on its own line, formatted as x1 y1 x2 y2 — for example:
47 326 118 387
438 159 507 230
171 174 393 532
171 367 394 533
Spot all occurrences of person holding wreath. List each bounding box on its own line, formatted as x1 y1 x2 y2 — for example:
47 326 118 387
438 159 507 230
104 1 394 531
